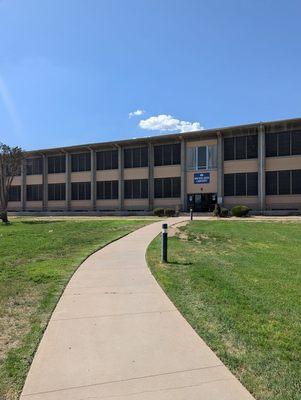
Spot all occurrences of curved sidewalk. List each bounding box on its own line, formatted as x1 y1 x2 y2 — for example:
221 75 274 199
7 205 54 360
21 218 254 400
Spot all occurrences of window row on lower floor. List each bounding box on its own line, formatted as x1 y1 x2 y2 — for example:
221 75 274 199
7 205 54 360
9 178 183 202
266 169 301 195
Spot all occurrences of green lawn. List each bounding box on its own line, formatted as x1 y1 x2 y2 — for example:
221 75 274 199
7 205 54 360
147 221 301 400
0 218 152 400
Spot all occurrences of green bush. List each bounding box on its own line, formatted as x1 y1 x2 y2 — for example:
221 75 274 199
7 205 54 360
164 208 175 217
153 208 165 217
220 207 229 218
231 205 250 217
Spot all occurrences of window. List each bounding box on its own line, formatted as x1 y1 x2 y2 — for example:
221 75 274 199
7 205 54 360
96 150 118 170
48 183 66 201
26 158 43 175
71 182 91 200
266 171 277 195
224 137 235 161
292 170 301 194
27 185 43 201
235 136 247 160
154 143 181 166
247 135 258 159
265 133 277 157
247 172 258 196
197 147 207 169
278 133 290 156
96 181 118 199
266 169 301 195
224 135 258 160
224 174 235 196
292 131 301 155
187 145 217 170
236 173 246 196
278 170 290 194
266 131 301 157
224 173 258 196
48 155 66 173
71 153 91 172
154 177 181 198
8 186 21 202
124 147 148 168
124 179 148 199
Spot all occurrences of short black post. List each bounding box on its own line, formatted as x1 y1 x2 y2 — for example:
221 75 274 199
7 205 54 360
161 223 168 263
190 207 193 221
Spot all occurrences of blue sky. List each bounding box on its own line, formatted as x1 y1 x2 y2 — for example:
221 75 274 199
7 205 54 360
0 0 300 150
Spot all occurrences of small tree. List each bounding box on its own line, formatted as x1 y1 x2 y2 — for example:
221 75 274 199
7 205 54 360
0 143 24 223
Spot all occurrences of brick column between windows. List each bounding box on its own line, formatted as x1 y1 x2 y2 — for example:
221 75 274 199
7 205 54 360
65 153 71 211
217 131 224 206
148 142 154 211
118 146 124 211
258 124 266 212
180 138 187 211
42 154 48 211
90 149 96 211
21 158 26 211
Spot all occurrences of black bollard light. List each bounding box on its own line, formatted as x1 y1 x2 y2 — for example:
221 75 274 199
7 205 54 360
190 207 193 221
161 223 168 263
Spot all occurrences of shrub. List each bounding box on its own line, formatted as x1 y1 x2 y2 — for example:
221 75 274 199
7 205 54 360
164 208 175 217
220 207 229 218
231 205 250 217
213 204 221 217
153 208 165 217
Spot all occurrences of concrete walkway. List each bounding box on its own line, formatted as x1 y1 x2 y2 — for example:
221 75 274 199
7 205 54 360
21 218 254 400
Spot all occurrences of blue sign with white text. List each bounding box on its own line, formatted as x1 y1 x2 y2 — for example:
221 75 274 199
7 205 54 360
194 172 210 184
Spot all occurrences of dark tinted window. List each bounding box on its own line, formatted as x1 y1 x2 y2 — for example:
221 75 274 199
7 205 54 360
292 131 301 155
71 153 91 172
26 158 43 175
97 150 118 170
224 138 234 161
224 174 235 196
292 170 301 194
235 173 246 196
124 179 148 199
154 177 181 198
235 137 246 160
48 155 66 173
278 132 290 156
154 146 163 166
98 180 119 200
27 184 43 201
266 171 277 195
247 172 258 196
265 133 277 157
71 182 91 200
8 186 21 202
48 183 66 201
124 147 148 168
154 143 181 166
278 170 291 194
247 135 258 158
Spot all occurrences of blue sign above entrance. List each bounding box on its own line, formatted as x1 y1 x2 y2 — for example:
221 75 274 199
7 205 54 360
194 172 210 184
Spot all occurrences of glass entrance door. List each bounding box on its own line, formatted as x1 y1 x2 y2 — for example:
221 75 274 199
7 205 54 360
187 193 217 212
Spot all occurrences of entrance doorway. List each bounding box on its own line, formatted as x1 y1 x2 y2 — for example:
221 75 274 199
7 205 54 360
187 193 217 212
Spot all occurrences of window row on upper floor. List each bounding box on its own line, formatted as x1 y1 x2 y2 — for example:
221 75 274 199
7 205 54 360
224 135 258 161
265 131 301 157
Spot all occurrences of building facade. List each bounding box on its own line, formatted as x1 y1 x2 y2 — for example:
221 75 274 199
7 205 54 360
8 117 301 213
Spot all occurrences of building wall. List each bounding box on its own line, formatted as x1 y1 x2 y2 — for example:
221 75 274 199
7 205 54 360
7 120 301 213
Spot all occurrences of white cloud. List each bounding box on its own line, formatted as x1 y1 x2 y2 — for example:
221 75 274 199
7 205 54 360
139 114 203 133
129 109 145 118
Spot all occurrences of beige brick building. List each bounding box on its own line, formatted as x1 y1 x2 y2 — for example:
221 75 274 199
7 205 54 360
8 117 301 213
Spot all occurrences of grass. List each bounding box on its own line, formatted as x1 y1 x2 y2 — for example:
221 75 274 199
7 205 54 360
147 220 301 400
0 217 152 400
